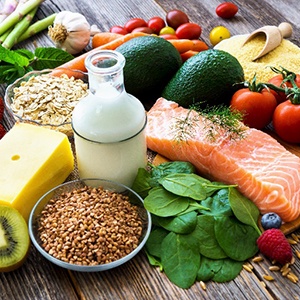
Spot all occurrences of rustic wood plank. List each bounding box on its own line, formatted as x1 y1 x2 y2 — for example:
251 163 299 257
0 246 78 300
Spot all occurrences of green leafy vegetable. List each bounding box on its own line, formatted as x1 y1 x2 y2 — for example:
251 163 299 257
214 216 259 261
144 186 190 217
193 215 227 259
131 161 262 289
200 189 232 216
154 211 197 234
161 232 200 289
228 187 261 235
0 45 74 84
159 173 209 200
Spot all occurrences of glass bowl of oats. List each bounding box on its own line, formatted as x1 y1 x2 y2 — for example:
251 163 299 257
28 178 152 272
4 69 89 137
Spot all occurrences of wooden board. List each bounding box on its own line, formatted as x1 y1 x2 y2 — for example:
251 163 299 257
152 154 300 235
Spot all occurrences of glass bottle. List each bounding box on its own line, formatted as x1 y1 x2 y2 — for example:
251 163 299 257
72 50 147 188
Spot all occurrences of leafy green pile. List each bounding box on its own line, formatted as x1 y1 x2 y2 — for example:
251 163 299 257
132 161 262 289
0 45 73 84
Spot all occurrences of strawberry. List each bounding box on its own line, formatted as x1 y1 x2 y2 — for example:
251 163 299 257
257 228 293 265
0 124 6 139
0 97 4 121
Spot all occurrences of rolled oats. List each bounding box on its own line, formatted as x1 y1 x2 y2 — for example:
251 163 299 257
11 73 88 135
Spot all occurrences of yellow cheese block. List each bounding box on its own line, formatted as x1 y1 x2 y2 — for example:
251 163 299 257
0 123 74 222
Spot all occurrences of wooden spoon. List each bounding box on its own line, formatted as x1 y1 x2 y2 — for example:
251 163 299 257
242 22 293 61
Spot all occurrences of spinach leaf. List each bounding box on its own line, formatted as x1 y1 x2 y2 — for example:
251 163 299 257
197 256 223 282
228 187 261 235
145 227 169 259
154 211 198 234
193 215 227 259
144 186 190 217
161 232 200 289
145 251 164 271
200 189 232 216
131 168 152 198
214 216 259 261
159 173 209 200
151 161 196 184
212 258 243 283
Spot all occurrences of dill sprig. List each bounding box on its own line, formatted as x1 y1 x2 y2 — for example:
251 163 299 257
173 103 247 142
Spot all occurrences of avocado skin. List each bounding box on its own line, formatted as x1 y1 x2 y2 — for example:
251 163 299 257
116 36 182 104
162 49 245 108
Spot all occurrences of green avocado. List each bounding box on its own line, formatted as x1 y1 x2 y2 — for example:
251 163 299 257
162 49 244 108
116 36 182 104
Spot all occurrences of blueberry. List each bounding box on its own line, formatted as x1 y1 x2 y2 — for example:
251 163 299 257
261 212 282 230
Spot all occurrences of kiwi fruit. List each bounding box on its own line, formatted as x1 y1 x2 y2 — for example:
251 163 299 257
0 205 30 272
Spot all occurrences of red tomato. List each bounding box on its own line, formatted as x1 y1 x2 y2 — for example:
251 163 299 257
110 25 128 35
175 23 202 39
124 18 147 33
166 9 189 29
132 26 154 34
268 73 300 104
159 34 178 40
230 88 277 129
216 2 239 19
273 100 300 143
148 16 165 34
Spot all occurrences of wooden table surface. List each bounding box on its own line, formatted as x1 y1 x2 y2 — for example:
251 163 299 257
1 0 300 299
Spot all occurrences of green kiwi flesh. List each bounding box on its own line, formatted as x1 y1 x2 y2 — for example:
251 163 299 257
0 205 30 272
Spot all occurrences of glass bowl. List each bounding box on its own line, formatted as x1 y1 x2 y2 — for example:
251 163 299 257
4 69 88 137
28 178 152 272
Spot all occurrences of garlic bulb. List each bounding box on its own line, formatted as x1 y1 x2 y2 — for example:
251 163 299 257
48 11 91 54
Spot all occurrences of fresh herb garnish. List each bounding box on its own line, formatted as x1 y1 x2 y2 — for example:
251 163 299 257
0 45 73 84
172 104 247 143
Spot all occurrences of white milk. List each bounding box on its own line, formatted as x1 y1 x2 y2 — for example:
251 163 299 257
72 51 147 187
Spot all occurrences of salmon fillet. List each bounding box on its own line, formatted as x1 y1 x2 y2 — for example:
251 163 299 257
146 98 300 222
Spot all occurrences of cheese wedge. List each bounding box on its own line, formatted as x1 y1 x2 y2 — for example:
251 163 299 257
0 123 74 222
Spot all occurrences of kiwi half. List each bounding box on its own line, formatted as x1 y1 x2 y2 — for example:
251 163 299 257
0 205 30 272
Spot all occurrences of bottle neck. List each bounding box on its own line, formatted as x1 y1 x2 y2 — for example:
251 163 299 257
85 50 126 97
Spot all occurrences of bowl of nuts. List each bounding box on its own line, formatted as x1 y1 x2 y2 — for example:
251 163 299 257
28 178 152 272
4 69 89 136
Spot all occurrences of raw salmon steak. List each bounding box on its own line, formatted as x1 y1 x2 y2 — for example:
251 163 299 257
146 98 300 222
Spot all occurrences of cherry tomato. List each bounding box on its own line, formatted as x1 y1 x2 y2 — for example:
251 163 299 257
159 34 178 40
273 100 300 143
209 26 231 46
216 2 239 19
166 9 189 29
110 25 128 35
268 73 300 104
132 27 154 34
230 88 277 129
148 16 165 34
124 18 147 33
175 23 202 40
159 26 176 35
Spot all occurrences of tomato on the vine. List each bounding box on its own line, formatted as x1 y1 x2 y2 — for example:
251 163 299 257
175 23 202 39
230 88 277 130
148 16 165 34
273 100 300 143
166 9 189 29
268 72 300 104
124 18 147 32
216 2 238 19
